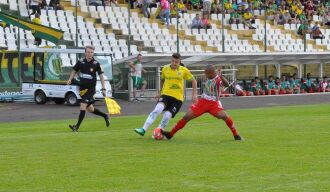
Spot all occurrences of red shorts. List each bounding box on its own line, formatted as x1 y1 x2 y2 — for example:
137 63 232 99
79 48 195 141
191 98 224 117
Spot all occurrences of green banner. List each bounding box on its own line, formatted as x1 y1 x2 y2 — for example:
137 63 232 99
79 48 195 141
0 11 64 43
44 52 63 80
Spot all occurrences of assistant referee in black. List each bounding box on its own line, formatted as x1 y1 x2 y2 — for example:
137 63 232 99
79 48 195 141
67 45 110 132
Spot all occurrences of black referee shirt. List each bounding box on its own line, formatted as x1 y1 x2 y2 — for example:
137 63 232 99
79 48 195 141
73 58 103 88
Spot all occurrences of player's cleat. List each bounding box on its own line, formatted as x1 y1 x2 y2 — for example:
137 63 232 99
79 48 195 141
105 115 110 127
69 124 78 132
161 129 172 140
134 128 145 136
234 135 244 141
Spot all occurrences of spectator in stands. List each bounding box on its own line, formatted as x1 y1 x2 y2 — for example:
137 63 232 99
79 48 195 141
252 0 263 10
232 0 238 11
160 0 171 28
29 0 41 17
109 0 118 6
304 0 315 18
242 9 256 29
128 0 134 8
211 0 222 14
229 10 242 24
272 11 283 25
142 0 152 18
136 0 143 8
319 76 330 92
297 20 310 36
191 0 202 10
266 0 278 15
326 1 330 8
224 1 233 13
295 5 307 22
322 11 330 25
203 0 212 15
317 4 327 17
240 0 249 10
283 11 293 24
170 2 178 21
191 13 202 29
177 0 188 15
39 0 48 9
201 14 211 29
49 0 63 10
311 22 325 39
32 13 42 46
89 0 102 6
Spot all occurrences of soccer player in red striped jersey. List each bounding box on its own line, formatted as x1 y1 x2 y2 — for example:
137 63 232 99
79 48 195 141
161 64 243 141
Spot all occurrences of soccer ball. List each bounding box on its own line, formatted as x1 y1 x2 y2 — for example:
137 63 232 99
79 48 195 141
152 128 164 140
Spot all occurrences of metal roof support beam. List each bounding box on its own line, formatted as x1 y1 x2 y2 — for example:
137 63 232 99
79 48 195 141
298 64 303 79
320 63 323 78
255 65 259 77
276 64 281 78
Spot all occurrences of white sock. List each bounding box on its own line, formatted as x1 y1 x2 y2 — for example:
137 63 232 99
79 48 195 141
142 103 165 131
158 111 172 130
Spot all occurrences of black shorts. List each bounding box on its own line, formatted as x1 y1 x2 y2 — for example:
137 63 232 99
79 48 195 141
158 95 183 118
79 87 95 105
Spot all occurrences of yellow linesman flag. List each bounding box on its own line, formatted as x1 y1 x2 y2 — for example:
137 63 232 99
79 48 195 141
105 97 121 115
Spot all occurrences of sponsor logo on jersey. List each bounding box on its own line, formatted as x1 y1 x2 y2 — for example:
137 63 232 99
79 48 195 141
80 73 93 79
169 84 180 89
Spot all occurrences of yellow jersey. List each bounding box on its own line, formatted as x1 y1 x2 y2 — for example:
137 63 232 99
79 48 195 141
295 8 303 15
243 12 253 20
161 64 194 101
225 2 233 10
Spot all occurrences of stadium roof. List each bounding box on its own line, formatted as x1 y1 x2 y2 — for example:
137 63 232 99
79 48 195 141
114 52 330 67
19 48 330 67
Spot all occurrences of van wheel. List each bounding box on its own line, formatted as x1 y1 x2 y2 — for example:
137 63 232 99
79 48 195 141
53 98 65 104
35 91 47 104
66 93 79 106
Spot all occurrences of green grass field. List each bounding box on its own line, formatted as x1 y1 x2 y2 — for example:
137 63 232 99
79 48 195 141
1 104 330 192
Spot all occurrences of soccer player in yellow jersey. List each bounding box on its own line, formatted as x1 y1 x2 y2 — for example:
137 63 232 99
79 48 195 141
134 53 198 136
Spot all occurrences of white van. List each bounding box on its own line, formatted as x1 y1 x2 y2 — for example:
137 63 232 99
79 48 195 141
22 79 112 106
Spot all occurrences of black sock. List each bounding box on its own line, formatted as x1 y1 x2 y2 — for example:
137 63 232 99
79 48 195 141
76 110 86 128
93 108 107 118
